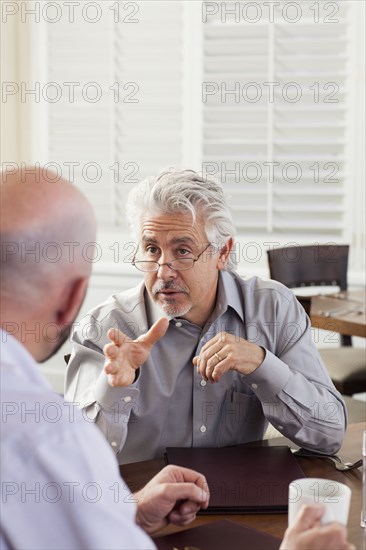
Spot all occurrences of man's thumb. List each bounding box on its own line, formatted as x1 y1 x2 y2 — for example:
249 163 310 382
293 504 325 531
142 317 169 348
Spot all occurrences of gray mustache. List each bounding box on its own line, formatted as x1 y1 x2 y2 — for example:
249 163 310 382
153 282 189 295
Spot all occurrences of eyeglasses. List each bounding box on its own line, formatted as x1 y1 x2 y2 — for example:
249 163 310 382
132 243 211 273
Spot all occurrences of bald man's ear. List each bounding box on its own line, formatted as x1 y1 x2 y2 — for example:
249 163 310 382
217 238 234 270
55 277 89 329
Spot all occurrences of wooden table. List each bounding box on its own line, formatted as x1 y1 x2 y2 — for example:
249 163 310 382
309 290 366 338
120 422 365 549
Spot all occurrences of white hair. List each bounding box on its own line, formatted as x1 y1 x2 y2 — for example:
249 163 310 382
126 168 237 271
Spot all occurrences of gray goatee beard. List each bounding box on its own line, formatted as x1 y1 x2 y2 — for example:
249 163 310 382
152 281 191 319
161 302 192 319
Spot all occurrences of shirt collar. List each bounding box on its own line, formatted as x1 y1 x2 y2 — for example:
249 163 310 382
211 270 245 323
144 270 244 327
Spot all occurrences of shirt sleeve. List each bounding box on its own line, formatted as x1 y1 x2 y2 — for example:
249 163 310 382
244 291 347 455
1 420 155 550
65 312 140 454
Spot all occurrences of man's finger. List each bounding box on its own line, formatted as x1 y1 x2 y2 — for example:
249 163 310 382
212 356 231 382
168 507 198 525
177 500 203 516
163 482 210 507
139 317 169 348
103 342 119 359
161 465 209 495
322 523 349 544
199 332 225 355
104 359 120 375
169 513 196 526
107 327 130 346
293 504 326 531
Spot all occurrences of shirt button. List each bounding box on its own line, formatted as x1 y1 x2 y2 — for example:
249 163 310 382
175 321 182 327
278 425 283 431
200 379 207 387
251 383 258 389
200 425 207 433
111 441 117 447
122 396 132 403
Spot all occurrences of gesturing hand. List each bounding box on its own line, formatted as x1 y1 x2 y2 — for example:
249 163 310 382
134 465 210 535
103 317 169 387
193 332 265 383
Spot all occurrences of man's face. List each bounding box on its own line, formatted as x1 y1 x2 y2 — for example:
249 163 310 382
139 212 223 327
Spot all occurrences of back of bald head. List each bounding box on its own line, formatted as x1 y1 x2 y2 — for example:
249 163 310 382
0 168 97 304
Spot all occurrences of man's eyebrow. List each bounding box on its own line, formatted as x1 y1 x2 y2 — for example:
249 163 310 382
170 237 196 246
141 235 198 246
141 235 158 244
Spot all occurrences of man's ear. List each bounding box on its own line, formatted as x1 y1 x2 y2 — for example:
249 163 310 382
217 238 234 270
55 277 89 328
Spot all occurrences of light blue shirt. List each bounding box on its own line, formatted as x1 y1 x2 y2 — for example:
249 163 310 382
0 331 154 550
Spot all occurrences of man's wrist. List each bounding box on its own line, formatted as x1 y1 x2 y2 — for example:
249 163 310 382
245 345 265 374
256 346 266 367
135 503 163 536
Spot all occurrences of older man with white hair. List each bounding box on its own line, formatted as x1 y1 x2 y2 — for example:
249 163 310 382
66 168 346 465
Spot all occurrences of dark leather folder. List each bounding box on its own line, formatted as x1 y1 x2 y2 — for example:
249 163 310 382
155 519 281 550
165 445 304 513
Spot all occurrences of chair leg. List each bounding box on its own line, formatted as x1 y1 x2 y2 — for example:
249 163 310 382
341 335 352 347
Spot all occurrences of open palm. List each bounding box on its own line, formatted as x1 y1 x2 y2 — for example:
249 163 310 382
103 317 169 387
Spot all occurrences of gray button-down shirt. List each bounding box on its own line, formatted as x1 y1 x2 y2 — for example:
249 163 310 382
1 330 154 550
65 272 346 464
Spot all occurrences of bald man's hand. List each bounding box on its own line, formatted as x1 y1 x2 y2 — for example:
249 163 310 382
134 465 210 535
103 317 169 387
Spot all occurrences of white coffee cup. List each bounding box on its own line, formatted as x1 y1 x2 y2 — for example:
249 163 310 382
288 478 351 526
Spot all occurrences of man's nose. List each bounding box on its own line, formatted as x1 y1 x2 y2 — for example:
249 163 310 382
157 261 178 279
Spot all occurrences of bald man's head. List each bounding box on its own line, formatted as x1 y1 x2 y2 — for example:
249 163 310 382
0 168 97 360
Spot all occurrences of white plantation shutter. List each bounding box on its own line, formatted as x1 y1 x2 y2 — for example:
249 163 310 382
202 20 270 233
112 1 183 224
202 0 350 238
46 1 183 231
47 7 115 226
272 9 348 235
39 0 364 272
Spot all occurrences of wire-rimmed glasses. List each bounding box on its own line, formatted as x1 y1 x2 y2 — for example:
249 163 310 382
132 243 211 272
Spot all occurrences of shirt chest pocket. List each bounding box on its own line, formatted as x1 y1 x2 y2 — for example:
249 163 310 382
218 388 265 447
